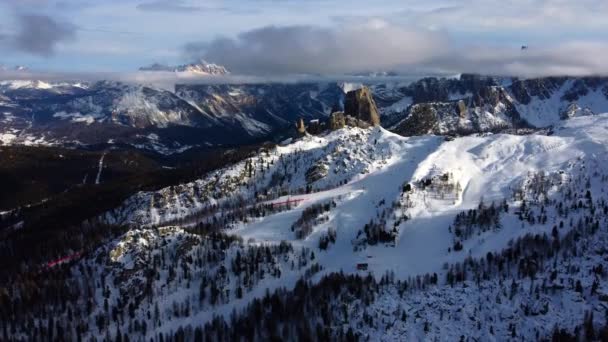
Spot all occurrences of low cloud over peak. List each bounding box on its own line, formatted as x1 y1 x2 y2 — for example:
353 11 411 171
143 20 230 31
0 0 607 77
185 21 450 75
426 41 608 78
183 20 608 78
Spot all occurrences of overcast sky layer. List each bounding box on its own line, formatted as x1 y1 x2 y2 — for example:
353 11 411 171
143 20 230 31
0 0 607 77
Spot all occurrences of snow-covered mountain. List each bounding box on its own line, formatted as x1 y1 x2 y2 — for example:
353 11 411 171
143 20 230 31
0 80 225 151
6 110 608 340
0 80 346 152
3 74 608 341
139 59 229 75
174 75 608 139
175 82 345 134
2 74 608 154
385 75 608 135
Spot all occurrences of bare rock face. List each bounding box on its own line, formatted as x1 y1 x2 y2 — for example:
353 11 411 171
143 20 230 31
457 100 467 118
344 87 381 126
560 103 594 120
394 103 439 136
296 118 306 134
329 111 346 130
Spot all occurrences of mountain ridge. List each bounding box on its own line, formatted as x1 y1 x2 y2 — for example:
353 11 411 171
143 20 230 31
1 74 608 154
5 113 608 340
138 59 229 75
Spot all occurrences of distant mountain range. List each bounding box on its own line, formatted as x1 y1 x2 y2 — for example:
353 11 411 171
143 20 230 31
4 72 608 341
0 80 345 153
1 74 608 154
138 59 229 75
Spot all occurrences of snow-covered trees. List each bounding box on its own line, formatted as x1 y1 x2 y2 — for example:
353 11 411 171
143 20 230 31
292 201 335 240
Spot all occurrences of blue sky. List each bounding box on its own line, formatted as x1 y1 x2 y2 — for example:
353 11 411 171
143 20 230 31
1 0 608 76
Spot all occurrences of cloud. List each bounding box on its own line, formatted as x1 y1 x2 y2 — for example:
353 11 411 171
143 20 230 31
135 0 248 15
54 1 98 11
12 14 76 57
182 19 608 78
2 0 607 77
0 68 422 91
136 0 202 12
185 21 450 75
427 42 608 78
0 26 8 42
395 0 608 32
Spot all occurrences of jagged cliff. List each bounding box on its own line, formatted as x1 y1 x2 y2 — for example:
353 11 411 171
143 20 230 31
385 75 608 136
2 75 608 151
344 87 381 127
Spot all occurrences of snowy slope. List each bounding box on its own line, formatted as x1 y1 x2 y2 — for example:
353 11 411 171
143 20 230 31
99 113 608 281
104 114 608 274
231 115 608 278
391 75 608 136
8 114 608 341
514 78 608 126
6 100 608 340
102 126 424 226
27 113 594 340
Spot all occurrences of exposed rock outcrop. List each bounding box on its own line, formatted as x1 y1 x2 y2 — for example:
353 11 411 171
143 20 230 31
302 87 379 134
329 111 346 130
296 118 306 135
386 75 608 136
394 104 439 136
560 104 594 120
457 100 467 118
344 87 381 127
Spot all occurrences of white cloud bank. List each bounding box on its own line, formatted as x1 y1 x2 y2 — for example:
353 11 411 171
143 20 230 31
186 20 449 75
181 19 608 78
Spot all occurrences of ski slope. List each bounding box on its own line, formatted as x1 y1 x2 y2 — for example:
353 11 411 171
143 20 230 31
79 113 608 340
228 114 608 279
103 114 608 280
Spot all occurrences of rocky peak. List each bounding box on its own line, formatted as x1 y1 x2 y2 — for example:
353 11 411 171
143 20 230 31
296 118 306 134
509 77 567 104
472 86 508 107
176 59 229 75
139 60 229 75
344 86 380 127
409 77 450 103
329 111 346 130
